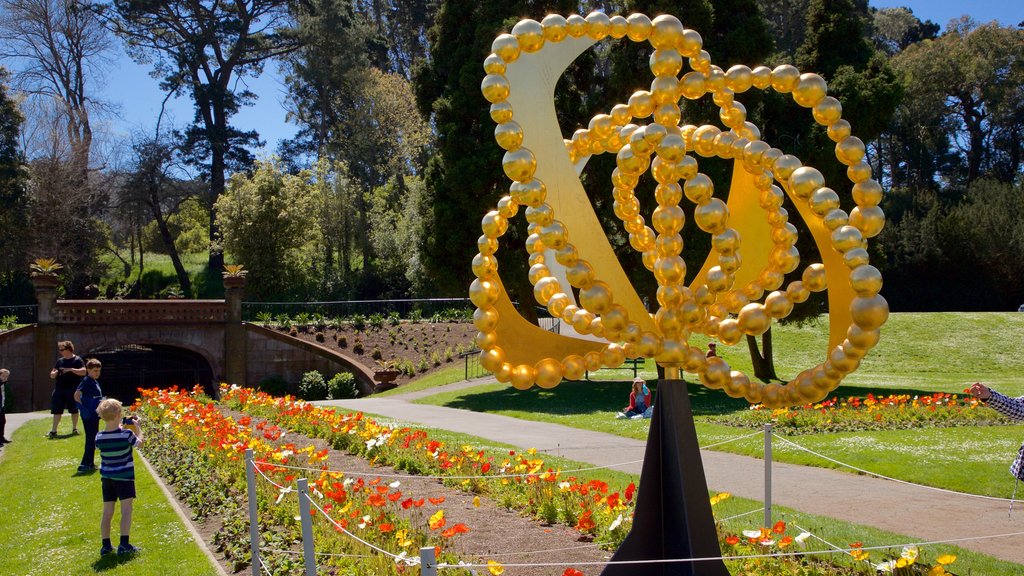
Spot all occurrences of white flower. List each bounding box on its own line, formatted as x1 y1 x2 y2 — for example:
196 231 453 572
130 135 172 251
874 560 896 572
794 532 812 545
742 529 762 539
608 514 623 532
559 481 571 492
901 546 919 561
389 480 401 488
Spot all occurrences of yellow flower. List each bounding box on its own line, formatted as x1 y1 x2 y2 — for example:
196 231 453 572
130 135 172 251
473 496 481 507
936 554 956 565
488 560 505 575
927 567 946 576
709 492 731 506
851 550 870 562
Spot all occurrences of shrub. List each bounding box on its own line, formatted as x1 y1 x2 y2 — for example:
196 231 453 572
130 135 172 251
337 335 348 347
387 312 401 326
315 332 326 343
369 313 385 329
255 311 273 325
274 314 292 330
312 313 328 331
257 374 289 397
353 341 364 355
350 314 367 330
371 347 383 360
298 370 328 401
408 309 423 323
327 372 359 399
0 315 17 331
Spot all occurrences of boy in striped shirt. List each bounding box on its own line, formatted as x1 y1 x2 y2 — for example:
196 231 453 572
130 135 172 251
95 398 144 555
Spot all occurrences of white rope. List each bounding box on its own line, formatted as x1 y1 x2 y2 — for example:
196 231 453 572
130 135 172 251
790 522 856 557
262 459 634 480
700 429 765 450
435 529 1024 569
258 555 274 576
251 460 288 490
717 508 762 523
303 491 416 565
481 541 604 558
774 434 1022 503
262 547 375 559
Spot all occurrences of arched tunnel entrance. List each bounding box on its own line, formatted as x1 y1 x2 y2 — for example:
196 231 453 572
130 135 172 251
86 344 215 404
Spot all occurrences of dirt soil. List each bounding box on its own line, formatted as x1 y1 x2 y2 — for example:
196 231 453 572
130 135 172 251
285 321 479 386
159 408 611 576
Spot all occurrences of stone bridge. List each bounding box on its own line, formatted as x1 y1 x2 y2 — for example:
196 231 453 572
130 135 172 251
0 277 374 412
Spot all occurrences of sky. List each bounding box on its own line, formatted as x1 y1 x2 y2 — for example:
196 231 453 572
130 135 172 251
94 1 1022 155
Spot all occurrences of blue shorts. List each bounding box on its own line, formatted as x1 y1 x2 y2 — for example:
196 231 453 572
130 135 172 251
101 477 136 502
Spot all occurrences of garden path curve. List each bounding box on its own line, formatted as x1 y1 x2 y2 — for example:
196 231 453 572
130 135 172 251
320 380 1024 566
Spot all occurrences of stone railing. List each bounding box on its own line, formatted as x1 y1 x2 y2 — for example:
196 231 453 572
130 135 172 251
54 300 228 325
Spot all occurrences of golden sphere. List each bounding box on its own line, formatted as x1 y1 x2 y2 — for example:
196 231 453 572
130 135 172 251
541 14 569 42
824 208 850 231
470 278 501 308
547 292 571 317
847 325 881 350
481 74 511 104
793 73 827 107
491 34 520 63
480 346 506 371
812 96 843 125
490 101 513 124
719 103 747 129
652 205 685 234
750 66 772 89
472 253 498 279
762 383 783 407
724 371 750 398
602 304 629 332
496 195 518 219
717 252 742 274
691 125 721 158
473 306 499 332
789 166 825 200
512 19 545 53
849 206 885 238
650 48 683 77
802 263 828 292
738 303 771 336
706 266 731 293
578 281 613 315
585 11 611 39
742 140 770 167
532 276 560 305
787 280 810 303
848 161 872 183
809 187 840 217
677 28 703 57
649 14 684 50
771 222 799 245
478 232 500 255
724 65 753 93
712 228 741 255
565 259 595 287
656 133 687 163
851 294 889 330
770 245 801 274
759 269 786 291
849 264 883 297
628 90 655 118
764 290 794 318
526 203 555 226
852 179 884 207
637 331 663 357
565 14 588 38
772 154 803 182
654 255 687 284
528 263 549 286
841 339 867 361
689 50 711 74
502 149 537 182
534 358 564 389
654 104 682 128
510 363 537 390
601 343 627 368
718 317 743 345
695 198 730 234
650 75 680 105
745 382 764 404
706 66 726 92
684 173 714 203
831 225 864 253
827 119 852 142
770 64 800 93
609 15 629 39
512 179 547 207
560 304 579 324
483 54 506 75
481 210 508 238
475 330 497 351
571 308 596 334
494 121 524 151
657 339 687 365
625 13 653 42
703 357 731 388
683 345 707 373
562 355 586 380
836 136 866 166
843 247 870 269
584 351 602 372
829 347 860 375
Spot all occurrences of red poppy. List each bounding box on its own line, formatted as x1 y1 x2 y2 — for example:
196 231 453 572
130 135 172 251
575 510 596 532
429 496 446 505
441 523 470 538
725 535 740 546
562 569 585 576
624 483 636 502
389 491 403 502
772 520 786 534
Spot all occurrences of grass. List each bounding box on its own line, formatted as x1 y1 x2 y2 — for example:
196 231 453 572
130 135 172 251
0 419 220 576
98 251 221 298
363 413 1022 575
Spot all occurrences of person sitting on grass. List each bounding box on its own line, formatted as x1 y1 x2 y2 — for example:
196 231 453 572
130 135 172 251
95 398 143 556
617 377 652 419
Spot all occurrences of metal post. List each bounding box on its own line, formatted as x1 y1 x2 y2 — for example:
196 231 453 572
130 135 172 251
297 478 317 576
420 546 437 576
764 423 773 527
245 449 261 576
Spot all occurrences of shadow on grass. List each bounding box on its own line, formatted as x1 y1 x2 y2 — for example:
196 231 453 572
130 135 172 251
437 379 953 418
91 551 140 572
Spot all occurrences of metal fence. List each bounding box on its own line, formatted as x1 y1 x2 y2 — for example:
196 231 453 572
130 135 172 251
241 298 476 322
0 304 37 328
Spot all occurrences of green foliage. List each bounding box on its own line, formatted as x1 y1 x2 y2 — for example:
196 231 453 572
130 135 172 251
215 159 325 299
257 374 289 397
140 196 209 255
326 372 359 399
368 312 385 329
0 315 16 331
0 68 28 286
298 370 329 400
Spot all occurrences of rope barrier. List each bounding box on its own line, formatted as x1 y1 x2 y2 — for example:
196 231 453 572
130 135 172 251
258 555 274 576
774 434 1022 503
480 541 604 558
434 529 1024 569
251 460 288 490
262 547 376 559
790 522 856 558
302 491 417 565
717 508 762 523
699 429 765 450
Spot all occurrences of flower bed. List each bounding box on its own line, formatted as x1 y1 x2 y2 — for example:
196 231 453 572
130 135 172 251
705 393 1013 434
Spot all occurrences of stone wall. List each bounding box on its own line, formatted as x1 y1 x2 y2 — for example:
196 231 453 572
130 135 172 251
245 324 375 395
0 326 38 412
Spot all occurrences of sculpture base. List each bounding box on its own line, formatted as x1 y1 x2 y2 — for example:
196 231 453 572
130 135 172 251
601 380 731 576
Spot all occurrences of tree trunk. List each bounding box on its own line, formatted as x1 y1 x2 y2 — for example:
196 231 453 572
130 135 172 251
154 210 193 297
746 327 778 382
208 103 227 274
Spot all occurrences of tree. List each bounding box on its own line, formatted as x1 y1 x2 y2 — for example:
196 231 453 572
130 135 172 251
892 20 1024 187
870 6 939 56
97 0 299 272
0 67 30 302
214 159 324 300
0 0 110 181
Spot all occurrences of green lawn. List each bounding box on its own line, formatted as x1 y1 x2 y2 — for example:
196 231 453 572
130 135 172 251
366 414 1022 575
0 419 220 576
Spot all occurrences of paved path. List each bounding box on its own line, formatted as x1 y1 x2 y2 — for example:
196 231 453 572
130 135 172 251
322 380 1024 566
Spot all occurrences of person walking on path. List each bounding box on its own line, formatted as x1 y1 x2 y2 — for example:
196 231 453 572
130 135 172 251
49 340 85 438
74 359 104 472
0 368 10 444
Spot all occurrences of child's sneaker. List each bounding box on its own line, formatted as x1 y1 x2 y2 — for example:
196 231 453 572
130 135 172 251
117 544 140 555
100 545 113 556
72 428 79 435
45 431 57 439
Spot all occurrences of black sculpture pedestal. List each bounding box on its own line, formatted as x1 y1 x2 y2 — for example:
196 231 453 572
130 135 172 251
601 380 731 576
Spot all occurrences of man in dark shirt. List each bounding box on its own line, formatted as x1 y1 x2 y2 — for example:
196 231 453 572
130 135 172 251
48 340 86 438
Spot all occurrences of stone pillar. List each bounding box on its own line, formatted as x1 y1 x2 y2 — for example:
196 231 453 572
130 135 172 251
223 275 248 391
32 274 59 411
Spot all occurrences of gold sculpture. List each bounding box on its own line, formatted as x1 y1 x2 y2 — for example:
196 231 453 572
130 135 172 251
472 12 888 408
